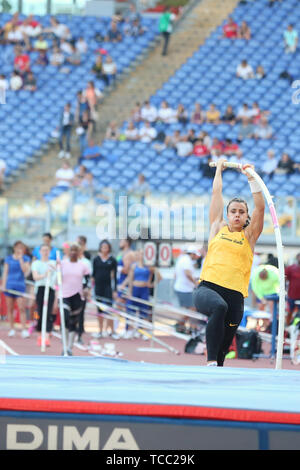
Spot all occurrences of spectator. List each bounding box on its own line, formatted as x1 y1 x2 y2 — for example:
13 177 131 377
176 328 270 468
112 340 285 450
13 46 30 75
55 159 75 188
82 81 102 121
251 264 280 329
165 129 181 148
191 102 205 125
186 128 197 145
73 164 87 187
175 136 193 157
157 100 177 124
10 71 23 91
199 130 212 149
128 18 145 37
124 121 139 141
211 137 224 153
75 90 90 122
7 25 25 45
34 34 48 52
285 253 300 325
261 150 278 178
199 156 215 179
237 21 251 40
130 102 142 123
105 21 122 42
176 103 188 125
105 121 120 140
174 246 199 310
222 16 238 39
159 6 176 56
275 153 296 175
58 103 74 159
206 103 221 124
32 232 57 261
129 173 150 200
139 120 157 143
141 100 157 123
254 116 273 139
229 149 246 166
44 17 71 41
0 74 9 92
49 46 64 67
91 54 104 79
19 14 42 38
60 38 73 55
23 71 37 92
237 102 252 122
80 172 96 195
284 24 298 53
193 139 209 158
102 55 117 87
222 104 236 125
255 65 266 79
77 109 93 157
236 59 254 79
66 43 81 66
35 50 49 66
75 36 88 55
237 117 255 142
223 139 240 156
249 101 262 124
2 241 31 338
0 158 6 193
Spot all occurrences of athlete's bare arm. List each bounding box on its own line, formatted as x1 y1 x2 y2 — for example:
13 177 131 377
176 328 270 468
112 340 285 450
209 158 227 242
243 165 265 251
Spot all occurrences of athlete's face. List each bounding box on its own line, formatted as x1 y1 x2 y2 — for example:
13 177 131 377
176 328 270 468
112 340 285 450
227 202 248 231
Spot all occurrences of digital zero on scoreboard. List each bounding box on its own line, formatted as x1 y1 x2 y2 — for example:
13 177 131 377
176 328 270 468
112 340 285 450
143 242 157 266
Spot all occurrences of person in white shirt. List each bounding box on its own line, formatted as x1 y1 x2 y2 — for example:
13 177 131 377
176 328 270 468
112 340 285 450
236 103 252 122
75 37 88 54
60 38 73 55
139 121 157 143
102 55 117 86
0 74 9 91
50 46 64 66
140 101 157 123
261 150 277 176
157 100 177 124
236 60 254 80
44 17 71 40
7 25 24 44
174 246 200 309
55 160 75 188
124 121 139 140
10 71 23 91
175 136 193 157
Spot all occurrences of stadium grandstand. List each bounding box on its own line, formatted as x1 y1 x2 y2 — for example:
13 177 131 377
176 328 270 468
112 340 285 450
1 0 300 451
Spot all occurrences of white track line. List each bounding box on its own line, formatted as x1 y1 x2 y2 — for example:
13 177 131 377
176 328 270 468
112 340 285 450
0 339 19 356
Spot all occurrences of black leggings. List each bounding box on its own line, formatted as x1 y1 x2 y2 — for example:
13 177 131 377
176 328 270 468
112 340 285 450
193 281 244 366
36 287 55 333
63 293 83 333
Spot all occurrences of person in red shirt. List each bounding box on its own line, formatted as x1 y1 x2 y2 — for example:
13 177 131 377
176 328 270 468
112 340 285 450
223 17 238 39
193 139 209 157
211 138 224 153
13 46 30 75
285 254 300 325
223 139 240 156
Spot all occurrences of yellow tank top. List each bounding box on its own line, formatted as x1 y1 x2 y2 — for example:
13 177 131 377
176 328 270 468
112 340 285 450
200 225 253 297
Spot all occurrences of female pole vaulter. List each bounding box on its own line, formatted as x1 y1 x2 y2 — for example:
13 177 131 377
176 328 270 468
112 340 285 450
193 158 265 366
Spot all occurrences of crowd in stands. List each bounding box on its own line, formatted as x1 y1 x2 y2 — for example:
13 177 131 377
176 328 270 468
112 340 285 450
0 4 146 96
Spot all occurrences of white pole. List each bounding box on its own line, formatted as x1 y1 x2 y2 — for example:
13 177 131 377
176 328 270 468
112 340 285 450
209 161 285 369
41 270 50 353
56 251 68 356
